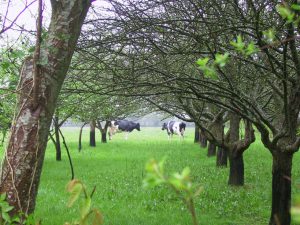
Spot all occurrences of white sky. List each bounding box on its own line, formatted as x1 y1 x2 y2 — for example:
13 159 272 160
0 0 51 46
0 0 109 46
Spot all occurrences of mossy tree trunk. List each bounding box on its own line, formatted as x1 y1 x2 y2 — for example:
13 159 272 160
0 0 91 215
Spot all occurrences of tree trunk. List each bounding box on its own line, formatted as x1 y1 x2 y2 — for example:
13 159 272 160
78 122 87 151
0 0 91 215
227 112 245 186
269 151 293 225
216 146 227 167
228 153 244 186
97 120 109 144
101 132 107 143
89 120 96 147
194 125 200 143
199 130 207 148
207 142 216 157
54 116 61 161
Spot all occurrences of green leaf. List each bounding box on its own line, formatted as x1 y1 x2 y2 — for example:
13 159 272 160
169 177 185 190
277 4 295 23
143 174 165 188
0 193 6 201
2 212 11 222
292 4 300 11
245 42 259 56
182 167 191 178
230 35 245 53
203 67 217 80
80 197 91 219
263 29 275 43
196 57 209 67
2 205 14 213
214 53 229 67
66 180 83 207
11 215 21 223
1 61 10 70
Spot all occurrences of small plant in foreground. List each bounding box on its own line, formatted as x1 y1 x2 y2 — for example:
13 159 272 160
65 179 103 225
143 158 203 225
0 193 39 225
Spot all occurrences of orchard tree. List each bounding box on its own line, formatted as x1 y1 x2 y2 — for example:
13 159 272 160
0 0 92 216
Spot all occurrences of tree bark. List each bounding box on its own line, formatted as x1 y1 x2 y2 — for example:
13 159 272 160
194 125 200 143
228 153 244 185
216 146 227 167
269 152 293 225
207 142 216 157
0 0 91 215
101 132 107 143
199 130 207 148
53 116 61 161
89 120 96 147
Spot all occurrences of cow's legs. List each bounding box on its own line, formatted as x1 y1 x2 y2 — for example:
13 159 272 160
108 128 113 140
125 132 129 140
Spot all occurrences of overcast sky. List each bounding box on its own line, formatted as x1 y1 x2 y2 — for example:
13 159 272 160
0 0 51 46
0 0 108 46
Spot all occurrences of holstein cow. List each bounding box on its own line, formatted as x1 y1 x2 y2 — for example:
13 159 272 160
108 120 140 140
162 121 186 139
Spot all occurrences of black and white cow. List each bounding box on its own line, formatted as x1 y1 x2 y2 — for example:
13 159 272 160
162 121 186 139
108 120 141 140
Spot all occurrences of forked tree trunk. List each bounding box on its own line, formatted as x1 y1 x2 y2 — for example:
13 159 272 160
269 151 293 225
216 147 227 167
96 120 109 143
0 0 90 215
207 142 216 157
90 120 96 147
54 116 61 161
228 153 244 185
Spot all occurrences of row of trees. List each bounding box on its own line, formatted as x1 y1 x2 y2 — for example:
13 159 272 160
0 1 299 225
71 1 300 224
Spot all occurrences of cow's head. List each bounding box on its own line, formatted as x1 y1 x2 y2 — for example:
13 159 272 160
136 123 141 131
179 122 186 134
162 122 167 130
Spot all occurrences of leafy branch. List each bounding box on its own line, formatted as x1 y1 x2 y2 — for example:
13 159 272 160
65 179 103 225
143 159 202 225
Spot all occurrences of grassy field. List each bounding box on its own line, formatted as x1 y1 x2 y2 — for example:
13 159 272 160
1 127 300 225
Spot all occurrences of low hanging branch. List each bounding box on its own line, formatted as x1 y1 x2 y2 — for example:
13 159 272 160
58 128 74 180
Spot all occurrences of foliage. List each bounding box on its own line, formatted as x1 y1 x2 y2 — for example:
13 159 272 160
0 179 104 225
65 179 103 225
143 158 202 225
0 193 39 225
0 40 32 140
196 53 230 80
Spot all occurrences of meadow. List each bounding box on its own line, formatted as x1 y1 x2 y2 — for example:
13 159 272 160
2 127 300 225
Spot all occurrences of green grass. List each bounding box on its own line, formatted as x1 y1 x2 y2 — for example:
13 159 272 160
2 127 300 225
